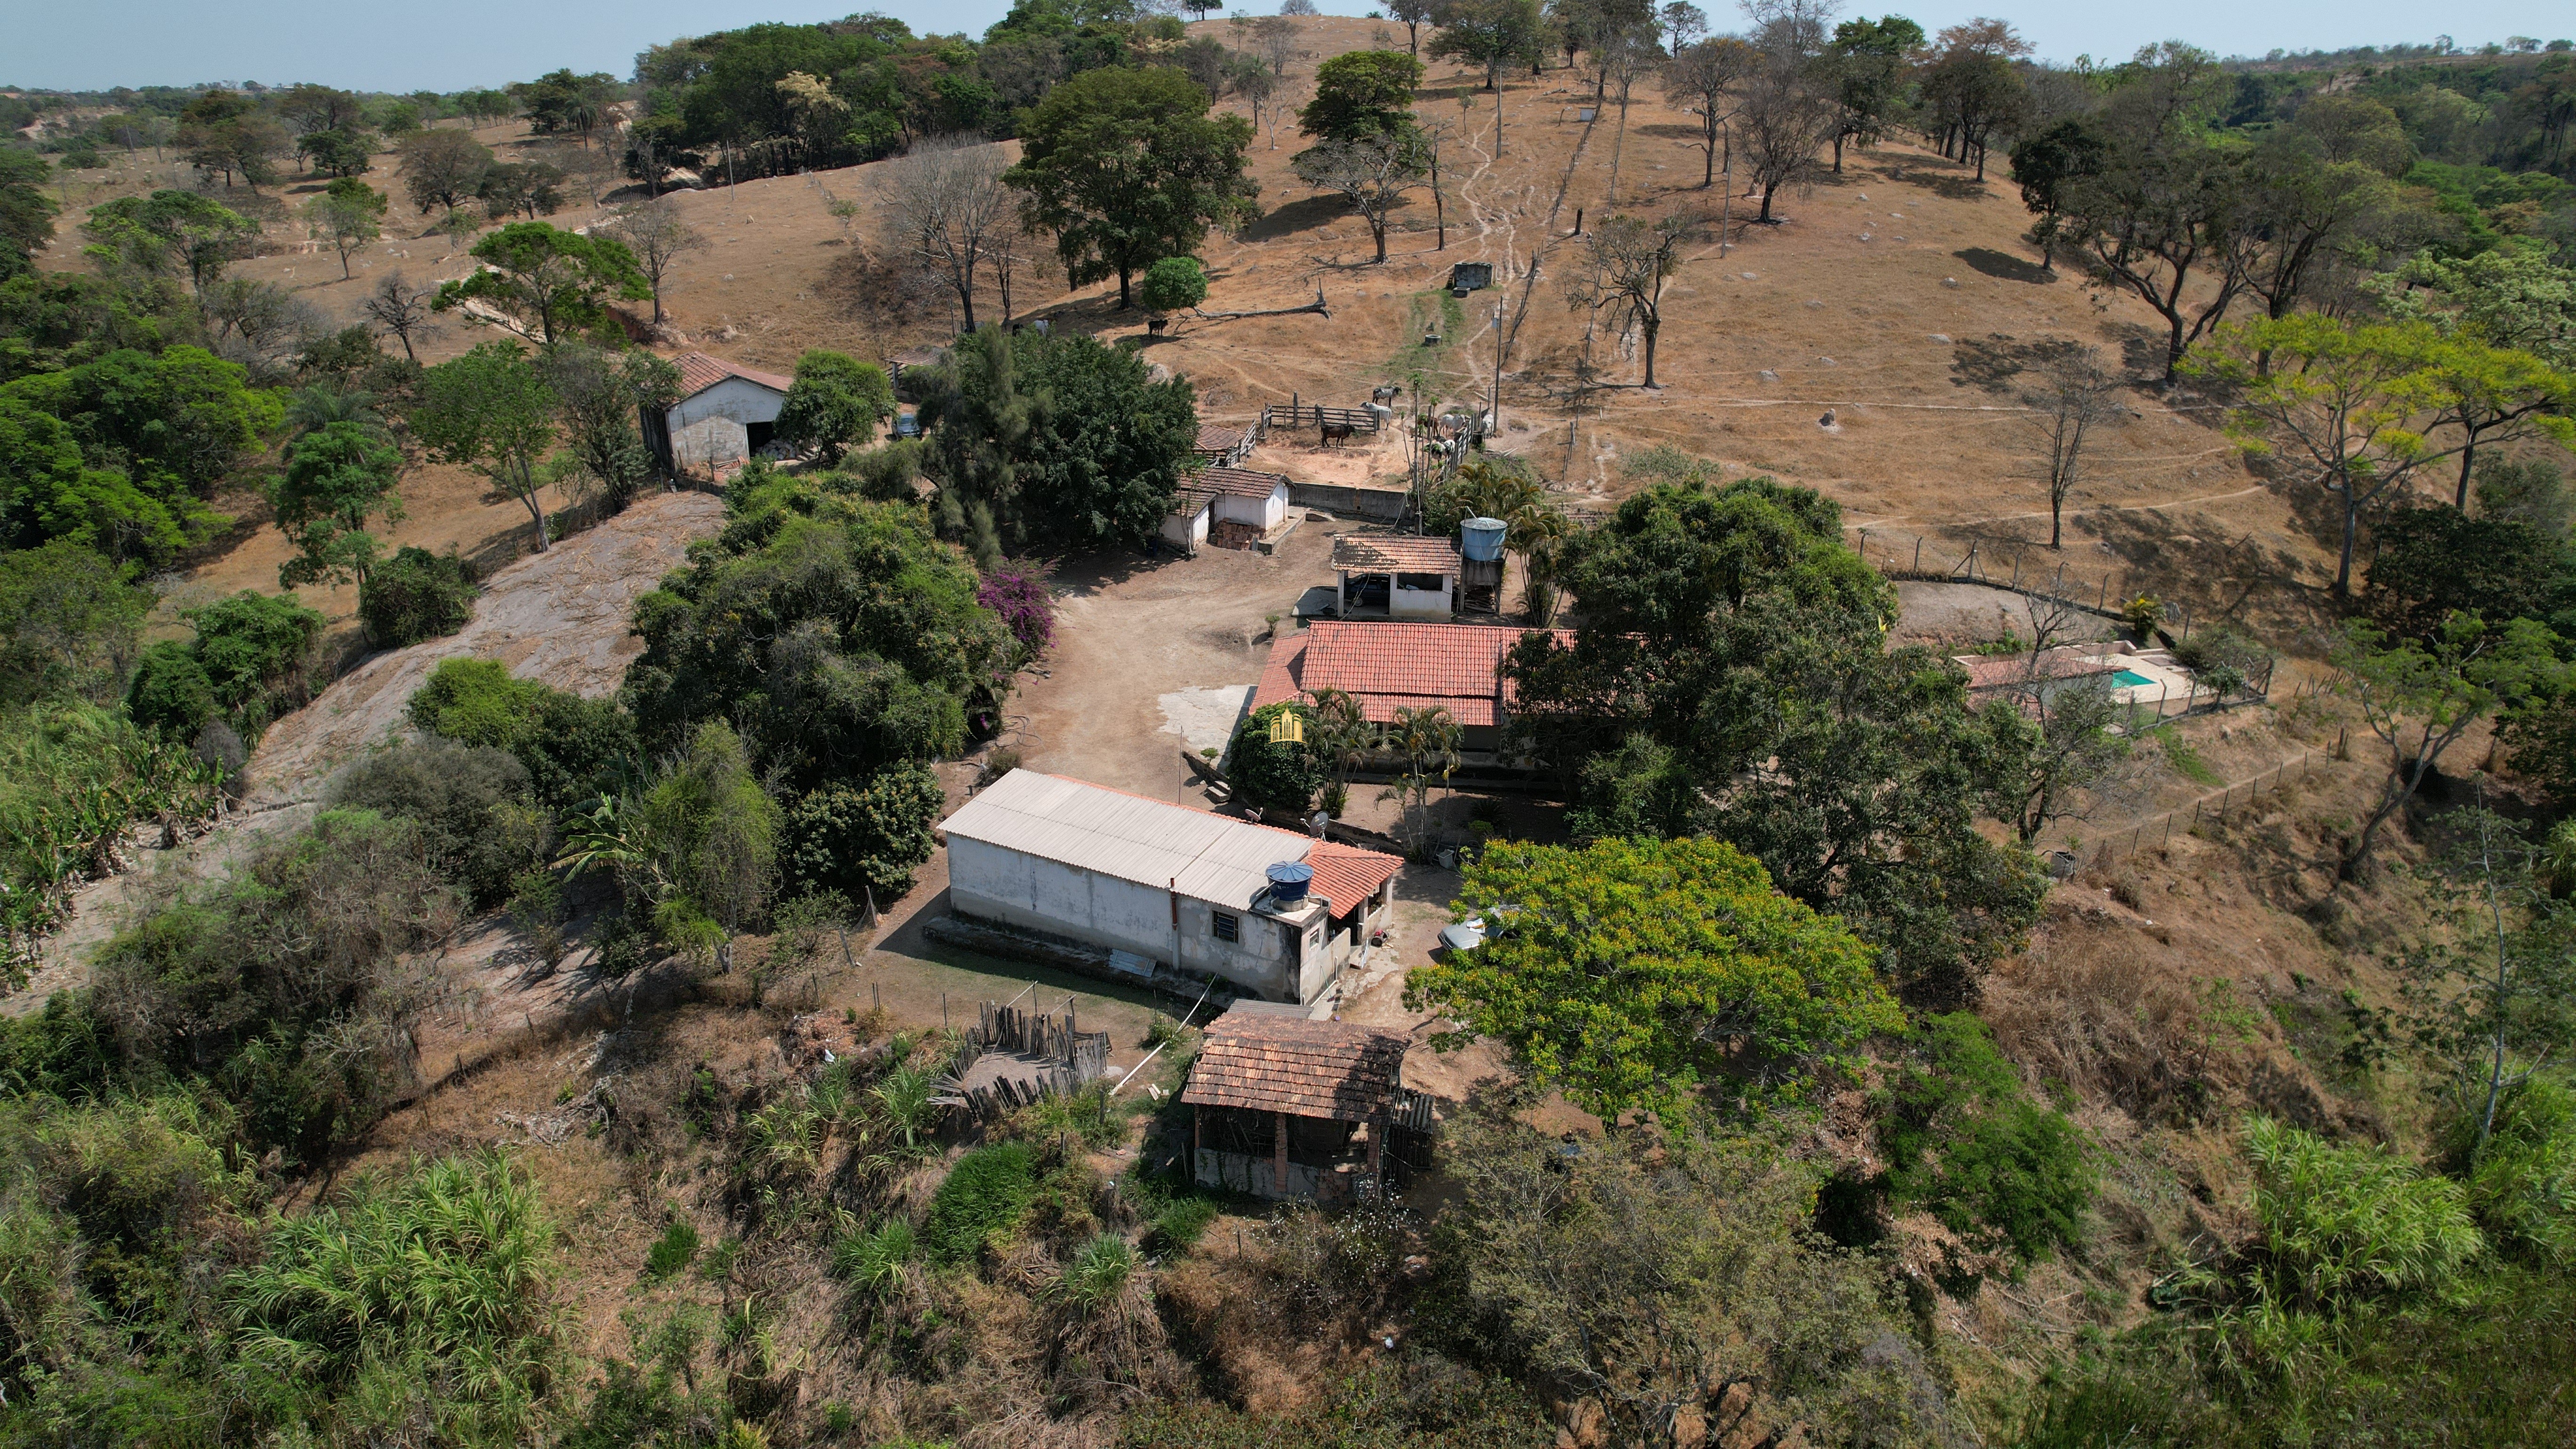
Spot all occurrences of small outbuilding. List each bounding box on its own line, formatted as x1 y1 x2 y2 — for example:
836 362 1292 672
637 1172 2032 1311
939 769 1401 1005
1159 467 1292 555
645 352 793 477
1330 533 1462 619
1182 1004 1417 1200
1194 420 1256 468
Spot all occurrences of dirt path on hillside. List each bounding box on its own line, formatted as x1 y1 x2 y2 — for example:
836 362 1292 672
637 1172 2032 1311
5 490 724 1015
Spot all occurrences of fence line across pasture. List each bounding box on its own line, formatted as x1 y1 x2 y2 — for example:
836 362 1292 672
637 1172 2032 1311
2079 750 2326 869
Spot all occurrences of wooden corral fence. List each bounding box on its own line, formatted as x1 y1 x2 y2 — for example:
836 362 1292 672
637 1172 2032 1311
2083 750 2324 868
1262 395 1383 439
933 998 1114 1125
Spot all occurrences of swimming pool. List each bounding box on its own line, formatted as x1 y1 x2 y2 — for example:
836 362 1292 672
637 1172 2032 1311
2112 668 2157 687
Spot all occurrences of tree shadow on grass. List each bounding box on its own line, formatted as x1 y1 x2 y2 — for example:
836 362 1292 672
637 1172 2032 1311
1954 246 2055 284
1877 162 1995 202
1242 193 1352 242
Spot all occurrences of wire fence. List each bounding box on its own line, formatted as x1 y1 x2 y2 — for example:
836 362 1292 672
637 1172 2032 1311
1853 529 2230 643
2079 749 2326 869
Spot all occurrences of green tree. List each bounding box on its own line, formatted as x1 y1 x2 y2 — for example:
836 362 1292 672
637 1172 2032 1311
394 128 493 213
2332 613 2568 877
0 540 147 707
1298 50 1425 143
1824 15 1924 172
1292 131 1430 266
78 190 257 295
2366 504 2575 641
1224 700 1327 814
298 127 377 178
1407 836 1904 1117
915 324 1200 557
775 350 896 466
781 761 945 902
0 345 276 565
1136 255 1208 315
411 342 562 550
2184 314 2463 596
539 344 680 515
0 148 59 282
1431 0 1548 91
408 656 636 809
1505 476 2046 1005
639 720 781 935
432 222 650 346
1004 65 1258 308
619 477 1010 792
269 419 405 588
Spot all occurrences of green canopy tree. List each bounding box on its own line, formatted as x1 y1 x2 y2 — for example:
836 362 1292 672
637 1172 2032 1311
1431 0 1548 91
0 149 59 282
1004 65 1258 309
1407 836 1905 1118
776 350 896 466
411 342 562 550
1297 50 1425 145
0 345 276 565
1824 15 1924 172
78 190 256 296
914 324 1200 557
432 222 650 346
1503 475 2046 1005
269 420 406 587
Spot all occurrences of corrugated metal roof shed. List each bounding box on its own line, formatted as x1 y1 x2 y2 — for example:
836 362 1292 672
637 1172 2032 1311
940 770 1397 915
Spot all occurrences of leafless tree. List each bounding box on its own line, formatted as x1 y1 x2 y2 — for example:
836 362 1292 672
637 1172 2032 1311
880 137 1015 332
362 271 442 362
1742 0 1839 58
1253 15 1301 77
983 211 1038 327
1599 33 1662 206
2021 345 2125 548
1662 38 1755 189
603 199 708 325
1735 63 1835 222
1292 133 1429 265
1562 212 1693 387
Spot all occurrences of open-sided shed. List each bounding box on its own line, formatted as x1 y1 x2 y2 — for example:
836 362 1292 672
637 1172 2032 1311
1181 1006 1412 1201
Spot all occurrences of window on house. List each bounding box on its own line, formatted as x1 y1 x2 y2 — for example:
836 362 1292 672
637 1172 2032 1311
1211 911 1239 942
1395 572 1447 592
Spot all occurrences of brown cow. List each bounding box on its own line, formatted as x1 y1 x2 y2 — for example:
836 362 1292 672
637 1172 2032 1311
1320 419 1354 445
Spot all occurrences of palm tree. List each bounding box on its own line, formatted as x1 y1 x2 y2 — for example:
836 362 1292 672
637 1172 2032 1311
1304 687 1378 817
1377 704 1461 857
1428 460 1574 622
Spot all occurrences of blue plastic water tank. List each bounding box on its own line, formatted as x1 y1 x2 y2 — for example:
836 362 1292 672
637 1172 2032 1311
1460 516 1508 561
1265 861 1314 902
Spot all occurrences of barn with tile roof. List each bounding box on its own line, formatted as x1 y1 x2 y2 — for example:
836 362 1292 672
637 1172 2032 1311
645 351 794 477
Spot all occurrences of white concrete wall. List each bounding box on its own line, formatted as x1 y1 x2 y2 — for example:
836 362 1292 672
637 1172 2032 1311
948 837 1176 963
671 376 784 431
671 414 749 473
1390 576 1453 620
1213 484 1288 531
1160 505 1209 554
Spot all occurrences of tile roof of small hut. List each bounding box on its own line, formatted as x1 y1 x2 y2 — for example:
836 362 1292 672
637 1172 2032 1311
1180 1008 1410 1122
1332 534 1462 573
671 351 793 398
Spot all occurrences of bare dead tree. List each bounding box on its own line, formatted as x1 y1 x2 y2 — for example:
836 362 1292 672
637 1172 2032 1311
1599 33 1661 206
983 212 1037 328
361 270 441 362
603 199 708 325
1292 133 1429 265
2021 345 2125 548
881 137 1014 331
1661 39 1755 190
1735 63 1835 222
1253 15 1300 78
1561 213 1693 388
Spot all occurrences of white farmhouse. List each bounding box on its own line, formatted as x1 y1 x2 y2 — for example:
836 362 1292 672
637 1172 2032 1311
1160 466 1293 555
939 770 1401 1006
645 352 794 477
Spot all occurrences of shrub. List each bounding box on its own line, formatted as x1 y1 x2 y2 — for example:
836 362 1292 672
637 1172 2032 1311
2172 626 2275 699
1143 1195 1218 1254
2244 1115 2482 1308
775 350 894 466
408 656 638 808
2439 1077 2576 1262
126 640 220 737
230 1151 560 1438
976 557 1055 661
185 589 324 732
781 762 943 904
0 539 149 708
924 1142 1038 1265
328 736 547 908
829 1218 915 1299
1054 1232 1135 1312
644 1219 700 1279
1879 1013 2097 1265
1225 701 1324 814
358 546 478 647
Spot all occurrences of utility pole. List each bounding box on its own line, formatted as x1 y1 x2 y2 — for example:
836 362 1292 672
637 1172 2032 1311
1489 301 1505 434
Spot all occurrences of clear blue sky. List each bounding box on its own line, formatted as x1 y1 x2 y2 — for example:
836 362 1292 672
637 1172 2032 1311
1 0 2566 94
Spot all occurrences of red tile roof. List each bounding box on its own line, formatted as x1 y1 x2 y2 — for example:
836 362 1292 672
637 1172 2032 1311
1333 534 1461 573
1169 483 1216 517
1305 840 1400 918
1249 620 1572 728
1956 651 2120 692
1191 466 1289 499
1195 421 1249 452
1180 1010 1409 1121
672 350 794 399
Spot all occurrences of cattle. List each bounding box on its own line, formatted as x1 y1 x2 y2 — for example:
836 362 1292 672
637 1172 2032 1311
1320 419 1355 445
